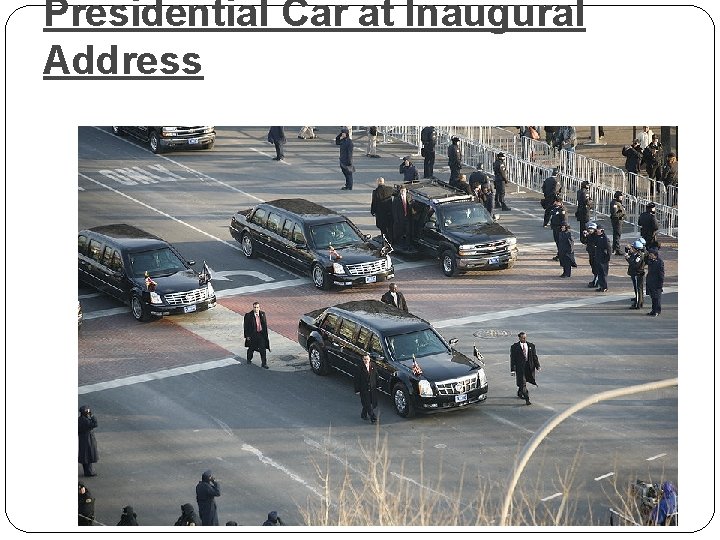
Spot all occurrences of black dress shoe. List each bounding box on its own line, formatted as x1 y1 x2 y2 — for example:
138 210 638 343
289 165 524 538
647 312 658 317
552 256 559 261
85 472 97 477
370 417 377 424
596 288 608 292
361 413 367 420
341 186 349 190
262 364 269 369
502 206 511 211
246 359 252 364
525 400 532 406
587 281 597 288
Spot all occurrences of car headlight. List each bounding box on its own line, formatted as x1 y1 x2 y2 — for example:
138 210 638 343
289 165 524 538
149 291 162 304
418 379 433 397
506 237 517 246
460 244 475 250
477 368 488 388
332 262 345 275
206 282 215 297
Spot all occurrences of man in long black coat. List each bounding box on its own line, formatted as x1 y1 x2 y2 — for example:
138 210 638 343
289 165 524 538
78 483 95 526
380 282 408 312
354 354 379 423
267 126 286 161
557 222 576 277
196 470 221 526
175 503 200 526
638 203 660 249
243 301 271 368
575 180 592 233
542 168 561 226
420 126 436 178
592 226 612 292
336 127 354 190
447 136 462 186
78 405 98 476
391 185 414 250
645 248 665 317
370 177 394 240
509 332 540 405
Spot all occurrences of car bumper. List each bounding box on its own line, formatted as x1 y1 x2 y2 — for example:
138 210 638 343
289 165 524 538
457 250 518 270
331 268 395 287
159 134 215 149
415 385 488 412
148 298 217 317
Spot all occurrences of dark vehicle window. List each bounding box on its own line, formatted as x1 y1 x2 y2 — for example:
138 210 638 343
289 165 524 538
356 326 372 350
369 334 384 357
78 235 89 255
128 248 186 278
267 213 283 235
438 203 493 228
292 223 306 245
89 240 104 262
102 246 115 268
386 329 448 361
251 208 267 227
110 251 123 272
320 312 339 333
281 219 294 240
338 319 358 343
309 221 363 249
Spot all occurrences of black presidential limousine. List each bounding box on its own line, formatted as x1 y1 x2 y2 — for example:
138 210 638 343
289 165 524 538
78 224 216 321
297 300 489 417
230 199 394 290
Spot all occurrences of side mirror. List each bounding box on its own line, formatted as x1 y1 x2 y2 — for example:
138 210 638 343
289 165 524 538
448 338 459 346
424 221 438 231
187 260 196 266
295 242 307 249
370 352 384 362
363 234 372 241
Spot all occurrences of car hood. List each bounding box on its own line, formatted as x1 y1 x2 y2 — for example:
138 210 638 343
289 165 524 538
132 270 204 293
443 222 514 244
325 243 386 265
399 351 480 381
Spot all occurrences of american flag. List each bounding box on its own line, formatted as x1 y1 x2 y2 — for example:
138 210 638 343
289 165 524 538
329 245 342 260
199 261 212 285
144 271 157 291
411 355 423 376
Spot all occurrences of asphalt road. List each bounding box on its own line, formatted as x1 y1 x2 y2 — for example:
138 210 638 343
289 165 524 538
76 126 678 527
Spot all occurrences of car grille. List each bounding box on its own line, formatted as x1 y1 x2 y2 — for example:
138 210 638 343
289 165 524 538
170 126 211 137
435 374 478 395
164 287 211 305
464 240 511 255
346 258 389 276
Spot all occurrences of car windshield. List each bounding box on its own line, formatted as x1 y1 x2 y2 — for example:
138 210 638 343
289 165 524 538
438 203 493 228
128 248 186 277
309 221 363 249
385 329 449 361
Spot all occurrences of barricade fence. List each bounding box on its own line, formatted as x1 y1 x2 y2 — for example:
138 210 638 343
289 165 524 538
377 126 677 239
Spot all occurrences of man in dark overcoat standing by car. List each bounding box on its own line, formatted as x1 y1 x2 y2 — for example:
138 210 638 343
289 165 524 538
392 184 414 250
244 301 271 368
78 405 98 476
381 282 408 312
336 127 355 190
267 126 286 161
510 332 540 405
354 354 379 423
370 177 395 240
196 470 221 526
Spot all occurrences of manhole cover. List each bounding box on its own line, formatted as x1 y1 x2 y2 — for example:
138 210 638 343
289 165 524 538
473 329 510 339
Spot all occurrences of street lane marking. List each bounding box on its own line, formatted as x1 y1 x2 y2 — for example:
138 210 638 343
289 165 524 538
78 292 102 300
83 307 129 320
250 147 291 165
646 453 667 461
483 411 534 434
594 472 614 481
540 492 563 502
215 278 310 299
209 268 275 282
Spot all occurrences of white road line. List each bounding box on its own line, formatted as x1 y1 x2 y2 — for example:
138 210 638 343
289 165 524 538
210 269 275 282
540 492 563 502
646 453 667 461
78 292 102 300
250 147 291 165
483 411 534 434
83 307 129 320
594 472 614 481
215 278 310 299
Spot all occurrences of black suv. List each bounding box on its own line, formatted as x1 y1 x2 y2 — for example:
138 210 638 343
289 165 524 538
112 126 215 153
78 224 217 321
230 199 394 290
297 300 488 417
400 180 518 276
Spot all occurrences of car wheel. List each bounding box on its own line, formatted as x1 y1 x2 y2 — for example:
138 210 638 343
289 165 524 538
309 342 328 375
131 294 151 322
241 232 255 258
203 141 215 150
312 263 330 290
500 261 514 270
393 383 415 418
441 250 458 277
149 130 163 154
112 126 123 135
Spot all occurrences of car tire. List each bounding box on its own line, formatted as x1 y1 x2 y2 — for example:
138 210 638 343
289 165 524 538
149 130 164 154
441 250 458 277
309 342 328 375
203 140 215 150
131 294 151 322
312 263 330 290
500 261 514 270
241 232 256 258
112 126 124 135
393 382 415 418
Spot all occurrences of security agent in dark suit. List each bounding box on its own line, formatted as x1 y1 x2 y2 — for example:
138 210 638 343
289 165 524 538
243 301 271 368
354 354 379 423
420 126 436 178
391 185 414 249
370 177 395 240
510 332 540 405
380 282 408 312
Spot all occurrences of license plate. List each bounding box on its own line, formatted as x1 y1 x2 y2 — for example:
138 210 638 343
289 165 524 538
365 275 377 283
455 393 468 403
488 256 500 265
184 304 197 313
188 137 199 145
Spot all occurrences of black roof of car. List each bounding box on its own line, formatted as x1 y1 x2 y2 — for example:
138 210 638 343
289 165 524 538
405 180 475 205
313 300 429 334
81 224 168 250
263 199 339 217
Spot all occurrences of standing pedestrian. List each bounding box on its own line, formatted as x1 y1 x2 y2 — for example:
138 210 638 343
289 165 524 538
575 180 592 233
354 354 379 423
493 152 511 211
609 191 626 255
661 152 678 206
78 405 98 477
366 126 380 157
542 168 561 227
399 156 419 182
557 222 576 278
392 185 414 250
622 139 643 195
469 167 495 217
592 224 611 292
336 127 355 190
175 503 200 526
509 332 540 406
117 505 139 525
420 126 437 178
582 222 599 288
78 483 95 526
549 196 567 261
447 136 462 186
638 202 660 248
370 177 395 240
196 470 221 526
642 136 663 182
267 126 286 161
645 248 665 317
625 239 646 309
263 511 284 526
243 301 271 369
380 282 408 312
637 126 654 150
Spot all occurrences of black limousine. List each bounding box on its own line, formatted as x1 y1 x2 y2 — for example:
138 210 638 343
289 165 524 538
78 224 216 321
297 300 488 417
230 199 394 290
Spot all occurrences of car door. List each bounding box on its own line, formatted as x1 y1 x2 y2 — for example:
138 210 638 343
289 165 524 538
262 211 286 263
318 312 340 370
279 218 306 273
325 317 359 377
84 238 108 294
104 247 130 302
291 222 314 274
415 202 443 256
